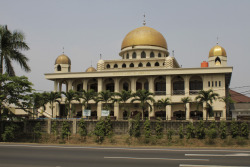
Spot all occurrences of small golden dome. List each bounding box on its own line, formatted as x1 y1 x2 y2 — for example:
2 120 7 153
121 26 167 50
55 54 71 64
86 67 96 72
209 45 227 57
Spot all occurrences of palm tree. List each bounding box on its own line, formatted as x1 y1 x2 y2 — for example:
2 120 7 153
97 90 115 111
0 25 30 76
156 97 171 119
78 89 96 110
47 91 61 118
195 89 219 120
131 89 155 120
114 90 132 119
181 97 192 117
62 90 79 118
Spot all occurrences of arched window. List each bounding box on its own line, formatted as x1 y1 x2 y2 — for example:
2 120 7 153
57 65 61 71
77 83 83 92
146 62 151 67
126 53 129 59
122 63 126 68
132 52 136 59
129 63 134 67
215 57 221 65
114 64 118 68
144 82 149 90
106 83 114 92
155 62 160 66
138 62 143 67
150 52 155 58
158 53 162 57
141 51 146 58
123 82 129 91
106 64 110 69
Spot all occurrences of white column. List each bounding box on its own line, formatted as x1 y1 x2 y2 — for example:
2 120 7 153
149 103 155 119
130 77 136 92
149 77 154 93
114 78 120 120
97 78 103 119
68 80 73 91
221 108 226 120
166 76 171 97
184 76 190 96
186 103 190 120
54 81 58 92
203 102 207 120
83 79 88 91
166 105 171 120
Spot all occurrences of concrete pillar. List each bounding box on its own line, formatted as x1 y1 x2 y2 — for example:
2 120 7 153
184 76 190 96
54 81 58 92
186 103 190 120
166 105 171 120
221 108 226 120
149 103 155 119
149 77 154 93
114 78 120 92
97 103 102 120
130 77 136 92
83 79 88 91
114 102 119 120
68 80 73 91
73 119 77 134
98 78 103 92
48 119 51 134
203 102 207 120
166 76 171 96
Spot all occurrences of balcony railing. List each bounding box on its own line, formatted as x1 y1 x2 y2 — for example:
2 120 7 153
189 90 201 95
154 91 166 95
172 90 185 95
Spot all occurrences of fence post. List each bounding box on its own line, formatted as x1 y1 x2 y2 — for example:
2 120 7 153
73 119 77 134
48 119 51 134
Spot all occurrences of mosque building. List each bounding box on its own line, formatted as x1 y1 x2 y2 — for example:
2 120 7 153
44 23 233 121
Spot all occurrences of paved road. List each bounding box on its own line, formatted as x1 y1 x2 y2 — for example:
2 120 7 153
0 143 250 167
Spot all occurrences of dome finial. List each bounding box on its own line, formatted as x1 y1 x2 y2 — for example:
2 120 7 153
143 13 146 26
172 50 175 57
216 36 219 45
62 47 64 54
100 53 102 60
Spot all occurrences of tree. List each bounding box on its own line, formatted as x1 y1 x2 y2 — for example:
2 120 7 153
181 97 191 115
97 90 115 111
0 25 30 76
47 91 61 118
195 89 219 120
156 97 171 119
62 90 79 118
0 74 33 121
114 90 132 118
31 92 49 118
78 89 96 110
131 89 155 120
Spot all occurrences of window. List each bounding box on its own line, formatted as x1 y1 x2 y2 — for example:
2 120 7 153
123 82 129 91
57 65 61 71
208 81 210 87
141 51 146 58
106 64 110 69
212 81 214 87
219 81 221 87
129 63 134 67
155 62 160 66
114 64 118 68
158 53 162 57
138 62 143 67
122 63 126 68
146 62 151 67
144 82 149 90
132 52 136 59
126 53 129 59
77 83 83 92
150 52 154 58
215 81 217 87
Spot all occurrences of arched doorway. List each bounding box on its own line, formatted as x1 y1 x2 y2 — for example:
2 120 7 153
173 110 185 120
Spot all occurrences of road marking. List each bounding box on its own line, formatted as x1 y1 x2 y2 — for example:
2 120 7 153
185 153 250 157
180 164 250 167
0 144 250 153
104 157 209 161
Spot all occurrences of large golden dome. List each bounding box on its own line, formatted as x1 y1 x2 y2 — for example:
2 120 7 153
86 66 96 72
121 26 167 50
209 45 227 57
55 54 71 64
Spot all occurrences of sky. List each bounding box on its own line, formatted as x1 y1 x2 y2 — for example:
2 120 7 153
0 0 250 96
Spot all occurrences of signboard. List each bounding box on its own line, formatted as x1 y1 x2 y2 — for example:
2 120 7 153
101 110 110 116
83 110 91 116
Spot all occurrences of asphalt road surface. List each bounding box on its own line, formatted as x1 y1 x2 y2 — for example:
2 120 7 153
0 143 250 167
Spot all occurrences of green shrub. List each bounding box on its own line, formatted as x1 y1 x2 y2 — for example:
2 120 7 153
196 121 206 139
155 117 163 139
240 122 249 139
144 119 151 140
33 122 42 142
78 118 87 138
51 121 58 136
179 125 184 139
94 119 106 143
104 116 113 137
186 122 195 139
207 121 217 139
61 121 71 140
1 123 19 142
219 121 227 139
167 129 174 140
231 120 239 138
133 114 141 138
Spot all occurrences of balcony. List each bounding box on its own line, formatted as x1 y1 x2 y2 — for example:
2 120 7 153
172 90 185 95
189 90 200 95
154 91 166 95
